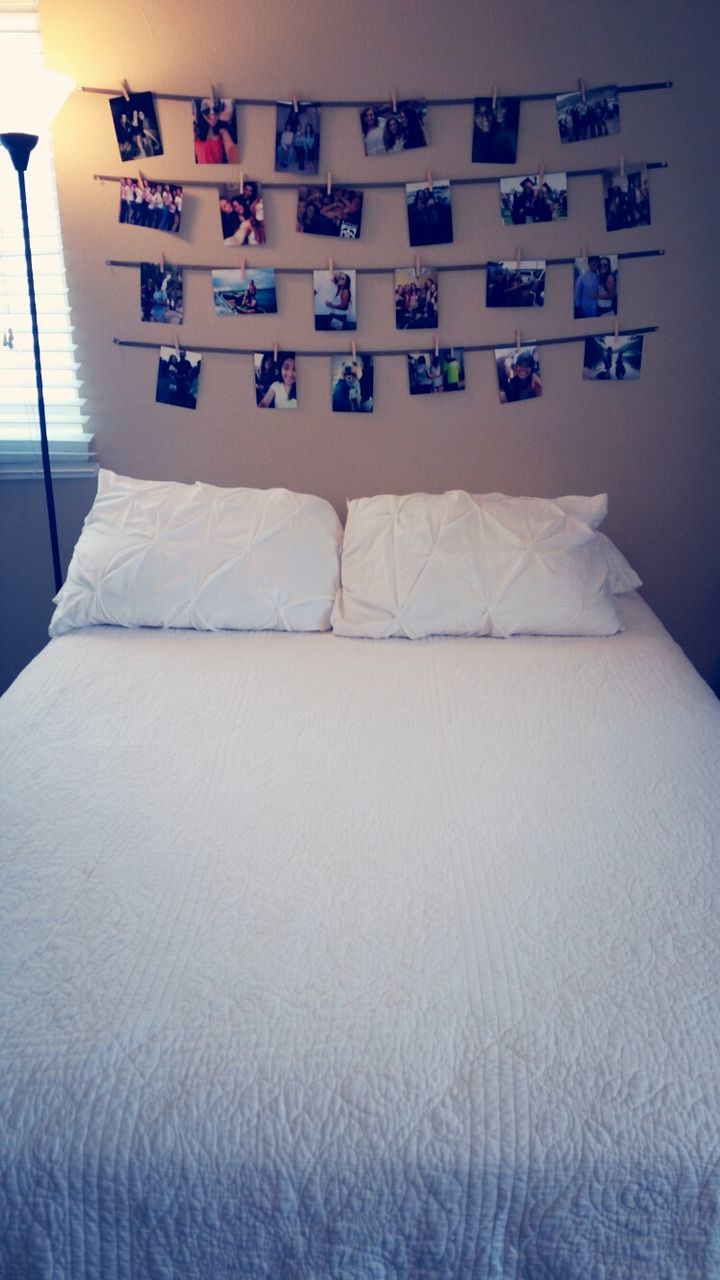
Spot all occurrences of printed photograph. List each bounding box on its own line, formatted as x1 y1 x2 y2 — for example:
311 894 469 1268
109 91 163 161
395 268 438 329
331 353 374 413
407 348 465 394
254 351 298 409
500 173 567 226
211 266 277 315
471 97 520 164
603 167 651 231
313 269 357 331
495 345 542 403
358 100 428 155
297 187 363 239
191 97 238 164
573 255 618 318
119 179 183 233
406 180 453 247
486 261 545 308
556 85 620 143
140 262 183 324
219 181 265 246
275 102 320 174
156 346 201 410
583 333 643 381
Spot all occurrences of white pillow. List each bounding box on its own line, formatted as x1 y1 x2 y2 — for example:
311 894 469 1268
472 493 642 594
332 490 621 639
50 470 343 636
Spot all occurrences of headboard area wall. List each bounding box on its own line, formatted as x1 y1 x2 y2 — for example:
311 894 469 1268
21 0 720 690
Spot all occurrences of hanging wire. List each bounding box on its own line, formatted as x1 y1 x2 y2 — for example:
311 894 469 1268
106 249 665 275
81 81 673 107
113 327 658 359
95 160 669 193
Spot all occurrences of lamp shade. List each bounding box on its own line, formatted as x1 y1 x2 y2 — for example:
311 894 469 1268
0 62 74 137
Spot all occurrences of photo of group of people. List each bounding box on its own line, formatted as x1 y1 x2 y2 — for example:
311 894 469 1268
486 261 545 309
109 91 163 161
211 267 277 315
471 97 520 164
358 100 428 155
395 268 438 329
555 86 620 143
313 270 356 330
603 167 651 231
406 180 453 247
140 262 183 324
408 348 465 394
583 334 643 380
495 345 542 403
156 346 202 410
218 182 265 246
500 174 567 226
297 187 363 239
573 255 618 318
331 354 374 413
119 179 183 233
191 98 238 165
275 103 320 174
254 351 297 408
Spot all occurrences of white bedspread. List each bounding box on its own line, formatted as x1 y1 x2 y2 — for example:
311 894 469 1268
1 595 719 1279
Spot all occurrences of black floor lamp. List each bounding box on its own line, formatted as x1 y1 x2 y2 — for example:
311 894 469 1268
1 69 74 595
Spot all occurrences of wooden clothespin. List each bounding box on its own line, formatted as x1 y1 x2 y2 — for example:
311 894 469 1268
121 79 131 101
491 83 498 110
414 254 421 277
391 88 398 113
426 169 433 190
515 245 521 270
351 339 357 361
174 330 180 356
328 256 334 274
292 93 299 114
619 153 625 179
578 78 586 103
160 250 166 271
239 258 246 279
326 171 332 195
434 332 440 357
273 338 279 361
238 170 244 193
515 328 521 352
137 169 146 189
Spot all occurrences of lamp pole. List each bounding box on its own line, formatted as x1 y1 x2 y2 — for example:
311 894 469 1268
1 131 63 594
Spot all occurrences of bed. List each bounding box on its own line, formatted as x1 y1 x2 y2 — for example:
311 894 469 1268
1 477 719 1279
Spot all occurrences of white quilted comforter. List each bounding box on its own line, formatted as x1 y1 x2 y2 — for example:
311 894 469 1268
1 594 719 1279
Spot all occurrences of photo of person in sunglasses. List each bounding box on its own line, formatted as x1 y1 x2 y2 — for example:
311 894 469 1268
191 97 238 164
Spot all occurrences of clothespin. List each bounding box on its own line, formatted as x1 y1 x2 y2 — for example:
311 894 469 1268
174 330 180 356
515 246 521 270
491 84 498 110
137 170 146 189
414 253 421 277
328 256 334 274
239 258 246 279
292 93 299 114
351 339 357 361
434 332 440 357
578 78 586 103
426 169 432 190
614 316 620 340
273 338 279 361
121 79 131 101
515 328 521 352
391 88 398 113
581 242 588 265
239 170 244 193
160 250 166 271
619 153 625 179
326 171 332 195
538 162 544 187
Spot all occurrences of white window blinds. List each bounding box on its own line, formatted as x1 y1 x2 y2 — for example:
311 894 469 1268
0 2 93 475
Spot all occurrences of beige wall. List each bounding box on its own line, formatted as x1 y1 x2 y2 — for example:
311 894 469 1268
25 0 720 687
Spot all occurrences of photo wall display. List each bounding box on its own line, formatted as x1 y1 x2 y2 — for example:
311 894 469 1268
106 76 666 414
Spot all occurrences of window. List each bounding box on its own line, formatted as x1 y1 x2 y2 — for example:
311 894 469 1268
0 1 93 476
